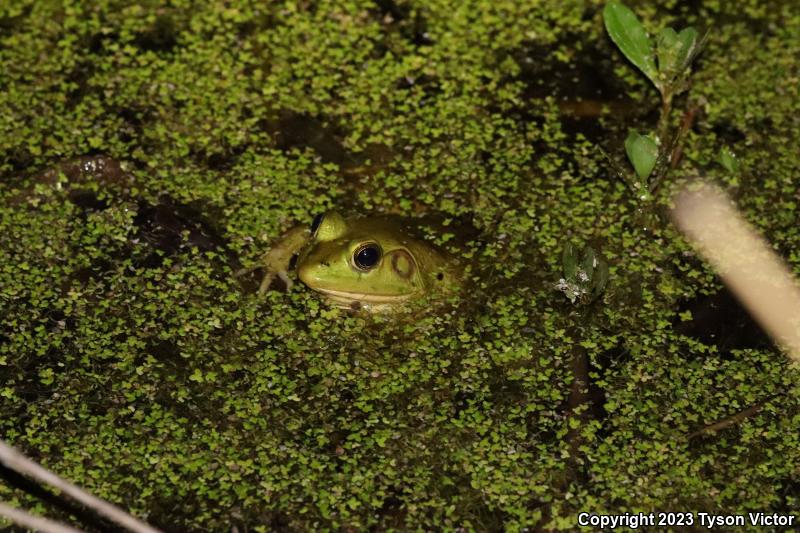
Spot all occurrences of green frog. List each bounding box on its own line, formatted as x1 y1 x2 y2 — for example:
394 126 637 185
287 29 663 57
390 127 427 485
240 211 461 311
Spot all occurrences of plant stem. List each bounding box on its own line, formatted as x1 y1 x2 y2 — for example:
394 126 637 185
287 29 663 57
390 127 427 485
686 395 780 440
656 89 673 143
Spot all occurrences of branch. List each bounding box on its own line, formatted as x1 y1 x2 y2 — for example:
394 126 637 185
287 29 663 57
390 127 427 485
0 440 162 533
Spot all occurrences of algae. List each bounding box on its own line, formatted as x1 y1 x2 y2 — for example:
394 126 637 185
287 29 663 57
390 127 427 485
1 0 799 531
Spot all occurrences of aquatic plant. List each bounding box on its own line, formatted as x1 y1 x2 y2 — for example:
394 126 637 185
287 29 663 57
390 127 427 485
556 242 608 305
603 1 705 198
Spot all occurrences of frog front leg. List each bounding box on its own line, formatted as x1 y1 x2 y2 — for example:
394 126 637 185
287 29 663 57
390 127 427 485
237 225 310 293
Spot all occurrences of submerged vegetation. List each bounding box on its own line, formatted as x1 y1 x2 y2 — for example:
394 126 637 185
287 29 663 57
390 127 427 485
1 0 800 531
556 242 608 305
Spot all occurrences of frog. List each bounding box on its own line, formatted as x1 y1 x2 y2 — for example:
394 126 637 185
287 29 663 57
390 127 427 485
238 211 461 311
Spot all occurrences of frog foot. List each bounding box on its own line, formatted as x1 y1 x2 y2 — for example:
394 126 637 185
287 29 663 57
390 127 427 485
259 268 293 292
235 263 293 293
237 225 309 294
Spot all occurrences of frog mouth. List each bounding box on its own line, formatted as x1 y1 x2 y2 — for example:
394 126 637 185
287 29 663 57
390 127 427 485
313 287 415 304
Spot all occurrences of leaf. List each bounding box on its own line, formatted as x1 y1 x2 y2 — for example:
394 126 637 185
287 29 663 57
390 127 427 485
580 247 596 280
592 258 610 297
624 131 659 180
676 27 699 71
603 2 658 85
658 27 679 48
718 146 740 173
656 27 679 73
562 242 577 280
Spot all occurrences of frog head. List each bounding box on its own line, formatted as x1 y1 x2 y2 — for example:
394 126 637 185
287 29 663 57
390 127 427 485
296 211 433 308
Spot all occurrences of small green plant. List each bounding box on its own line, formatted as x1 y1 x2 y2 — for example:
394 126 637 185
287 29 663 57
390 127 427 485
623 130 659 200
556 242 609 304
717 145 740 174
603 1 706 199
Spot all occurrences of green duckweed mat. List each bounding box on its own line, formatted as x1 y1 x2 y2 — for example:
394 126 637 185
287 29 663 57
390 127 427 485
1 1 799 531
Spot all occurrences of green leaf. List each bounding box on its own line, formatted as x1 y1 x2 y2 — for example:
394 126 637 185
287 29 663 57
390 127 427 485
658 27 679 48
624 131 659 180
603 2 658 85
580 247 596 280
656 27 679 73
593 258 610 296
676 27 699 70
718 146 740 173
39 367 55 385
562 242 578 280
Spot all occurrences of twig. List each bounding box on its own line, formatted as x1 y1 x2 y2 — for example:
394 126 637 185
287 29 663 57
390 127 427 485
666 104 699 172
649 104 699 193
0 502 84 533
687 396 777 440
564 345 591 482
0 440 162 533
597 145 639 193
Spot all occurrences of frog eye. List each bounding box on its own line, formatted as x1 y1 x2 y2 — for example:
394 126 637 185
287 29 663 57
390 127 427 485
353 243 381 270
310 213 325 237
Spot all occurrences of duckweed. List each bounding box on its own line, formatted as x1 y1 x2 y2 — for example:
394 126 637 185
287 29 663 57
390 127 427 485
1 1 799 530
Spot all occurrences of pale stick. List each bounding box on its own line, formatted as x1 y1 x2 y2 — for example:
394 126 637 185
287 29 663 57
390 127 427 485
0 440 163 533
671 183 800 361
0 502 84 533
